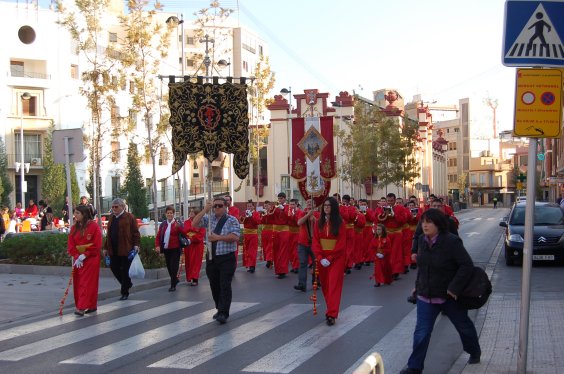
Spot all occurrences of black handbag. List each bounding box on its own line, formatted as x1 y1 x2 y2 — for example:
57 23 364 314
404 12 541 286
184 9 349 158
179 233 190 247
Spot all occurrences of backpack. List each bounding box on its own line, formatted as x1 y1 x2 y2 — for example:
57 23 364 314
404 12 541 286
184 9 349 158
457 266 492 310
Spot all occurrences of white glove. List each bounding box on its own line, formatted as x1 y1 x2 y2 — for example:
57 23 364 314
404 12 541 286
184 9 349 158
278 205 284 210
376 253 384 259
320 258 330 267
78 254 86 262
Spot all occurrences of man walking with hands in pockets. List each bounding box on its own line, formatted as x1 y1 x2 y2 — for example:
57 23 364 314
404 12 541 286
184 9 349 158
192 197 240 325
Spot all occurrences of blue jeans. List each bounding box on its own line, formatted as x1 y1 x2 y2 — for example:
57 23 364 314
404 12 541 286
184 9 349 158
407 298 481 370
297 244 316 286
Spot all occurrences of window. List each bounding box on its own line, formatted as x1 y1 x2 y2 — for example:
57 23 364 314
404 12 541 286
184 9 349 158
129 81 135 94
519 155 528 166
470 174 477 185
454 128 460 133
187 37 195 45
448 158 457 167
259 45 263 56
15 133 42 163
160 179 167 202
121 79 127 91
111 141 120 162
187 58 195 67
479 173 486 185
111 106 119 129
144 145 151 164
129 110 137 128
111 176 120 198
159 147 168 165
109 32 117 43
448 142 457 151
10 60 24 77
243 61 248 72
70 64 79 79
281 175 291 199
21 95 37 116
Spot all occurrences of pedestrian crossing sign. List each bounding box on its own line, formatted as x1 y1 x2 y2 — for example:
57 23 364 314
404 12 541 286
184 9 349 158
503 0 564 67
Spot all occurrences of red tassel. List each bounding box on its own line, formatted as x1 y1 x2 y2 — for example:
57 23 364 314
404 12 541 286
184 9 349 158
59 266 74 316
310 259 319 315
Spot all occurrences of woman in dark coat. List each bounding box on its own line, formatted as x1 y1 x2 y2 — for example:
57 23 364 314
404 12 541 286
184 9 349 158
400 209 481 374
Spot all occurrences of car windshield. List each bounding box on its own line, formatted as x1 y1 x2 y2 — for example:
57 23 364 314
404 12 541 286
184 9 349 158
510 206 564 225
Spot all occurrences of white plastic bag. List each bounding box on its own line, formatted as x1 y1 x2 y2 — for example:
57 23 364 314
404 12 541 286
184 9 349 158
128 253 145 279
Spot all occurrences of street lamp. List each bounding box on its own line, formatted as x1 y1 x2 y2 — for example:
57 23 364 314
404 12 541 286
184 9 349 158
280 87 293 197
217 58 231 76
19 92 31 206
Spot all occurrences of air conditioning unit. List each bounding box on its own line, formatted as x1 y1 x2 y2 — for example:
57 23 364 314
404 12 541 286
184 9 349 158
31 157 42 166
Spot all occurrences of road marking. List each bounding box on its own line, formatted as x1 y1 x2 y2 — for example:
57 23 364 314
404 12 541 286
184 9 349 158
243 305 379 373
467 232 480 237
0 301 198 361
60 302 257 365
148 303 311 370
0 300 145 342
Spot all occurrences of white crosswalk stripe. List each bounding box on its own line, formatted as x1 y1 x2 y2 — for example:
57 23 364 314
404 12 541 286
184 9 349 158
242 305 379 373
0 301 198 361
0 299 145 343
148 303 312 370
60 302 257 365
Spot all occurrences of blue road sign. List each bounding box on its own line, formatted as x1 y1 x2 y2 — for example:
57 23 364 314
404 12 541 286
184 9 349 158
503 0 564 67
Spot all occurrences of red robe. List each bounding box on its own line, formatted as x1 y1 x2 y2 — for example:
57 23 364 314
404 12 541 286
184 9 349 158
241 210 261 268
353 211 366 266
287 208 301 270
260 211 274 262
362 209 376 263
312 220 347 319
371 236 392 285
183 218 206 281
339 205 356 269
377 205 408 275
228 206 241 266
67 221 103 310
407 209 422 266
272 204 290 275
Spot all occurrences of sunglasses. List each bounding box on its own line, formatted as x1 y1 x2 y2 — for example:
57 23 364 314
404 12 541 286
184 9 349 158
213 204 224 208
111 205 120 208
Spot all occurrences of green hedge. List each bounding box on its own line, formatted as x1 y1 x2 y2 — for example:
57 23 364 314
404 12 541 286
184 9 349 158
0 233 166 269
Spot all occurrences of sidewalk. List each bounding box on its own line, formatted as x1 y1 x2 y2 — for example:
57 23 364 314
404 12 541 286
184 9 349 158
448 235 564 374
0 264 168 325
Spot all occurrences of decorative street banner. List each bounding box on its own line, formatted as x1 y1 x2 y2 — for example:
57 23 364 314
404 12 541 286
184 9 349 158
291 116 335 206
168 81 249 179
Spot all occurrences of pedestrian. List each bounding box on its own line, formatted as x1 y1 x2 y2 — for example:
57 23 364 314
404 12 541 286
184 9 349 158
240 200 261 273
40 206 54 231
183 207 206 286
61 196 70 224
493 196 498 209
294 199 320 292
14 202 23 219
191 197 241 324
400 209 481 374
67 205 103 316
377 193 408 280
312 196 347 326
271 192 290 279
288 198 301 273
102 198 141 300
155 205 189 292
24 199 38 218
371 223 392 287
259 200 274 268
79 195 97 219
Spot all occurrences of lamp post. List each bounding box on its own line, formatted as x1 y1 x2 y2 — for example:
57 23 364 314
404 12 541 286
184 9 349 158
280 87 292 197
20 92 31 206
218 58 233 198
166 14 189 218
217 58 231 77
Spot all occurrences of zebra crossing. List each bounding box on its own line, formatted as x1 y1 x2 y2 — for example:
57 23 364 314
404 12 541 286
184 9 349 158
0 299 387 373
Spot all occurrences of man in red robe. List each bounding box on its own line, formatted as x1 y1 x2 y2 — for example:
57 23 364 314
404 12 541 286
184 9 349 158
240 200 261 273
377 193 408 280
260 201 274 268
271 192 290 279
288 199 301 273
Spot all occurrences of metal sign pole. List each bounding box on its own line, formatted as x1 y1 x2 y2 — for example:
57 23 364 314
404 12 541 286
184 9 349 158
64 137 74 227
517 137 537 373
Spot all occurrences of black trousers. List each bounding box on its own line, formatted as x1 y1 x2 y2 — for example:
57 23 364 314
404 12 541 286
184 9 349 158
110 255 133 296
164 248 181 287
205 252 236 316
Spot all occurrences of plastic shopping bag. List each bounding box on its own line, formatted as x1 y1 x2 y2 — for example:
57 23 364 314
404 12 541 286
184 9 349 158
128 253 145 279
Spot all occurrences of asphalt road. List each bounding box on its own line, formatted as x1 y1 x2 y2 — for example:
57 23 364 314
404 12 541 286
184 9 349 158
0 207 540 374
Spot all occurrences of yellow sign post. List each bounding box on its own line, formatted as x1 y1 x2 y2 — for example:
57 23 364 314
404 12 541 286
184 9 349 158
513 68 562 138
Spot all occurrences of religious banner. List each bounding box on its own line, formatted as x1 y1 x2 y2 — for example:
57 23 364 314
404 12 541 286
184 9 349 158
291 116 335 206
168 81 249 179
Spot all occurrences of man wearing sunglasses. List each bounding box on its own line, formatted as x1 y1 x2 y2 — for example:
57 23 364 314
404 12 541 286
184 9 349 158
192 197 241 324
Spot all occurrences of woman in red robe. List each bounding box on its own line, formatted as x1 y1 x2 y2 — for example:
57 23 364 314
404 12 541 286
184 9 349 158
67 205 103 316
312 196 347 326
183 208 206 286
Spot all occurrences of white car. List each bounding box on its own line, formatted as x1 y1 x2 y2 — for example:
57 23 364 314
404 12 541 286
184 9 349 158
516 196 526 203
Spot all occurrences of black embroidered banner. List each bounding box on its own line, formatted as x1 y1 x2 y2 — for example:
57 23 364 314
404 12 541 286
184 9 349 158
169 81 249 179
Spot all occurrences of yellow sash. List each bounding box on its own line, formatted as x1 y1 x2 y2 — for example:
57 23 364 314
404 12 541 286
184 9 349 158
320 238 336 250
243 228 258 234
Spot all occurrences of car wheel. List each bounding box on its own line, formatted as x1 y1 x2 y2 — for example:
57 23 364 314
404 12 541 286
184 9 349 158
505 246 514 266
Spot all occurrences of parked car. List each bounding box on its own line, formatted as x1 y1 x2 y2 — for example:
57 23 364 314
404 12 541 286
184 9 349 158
499 201 564 265
516 196 526 204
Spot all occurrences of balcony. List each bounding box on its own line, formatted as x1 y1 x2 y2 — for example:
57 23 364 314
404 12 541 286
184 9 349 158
7 154 44 169
10 70 51 79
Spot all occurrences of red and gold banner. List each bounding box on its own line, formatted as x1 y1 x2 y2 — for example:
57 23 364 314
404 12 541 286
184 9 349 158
291 116 335 206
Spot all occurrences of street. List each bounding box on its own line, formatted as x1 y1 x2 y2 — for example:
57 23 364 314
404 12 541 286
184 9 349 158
1 207 561 374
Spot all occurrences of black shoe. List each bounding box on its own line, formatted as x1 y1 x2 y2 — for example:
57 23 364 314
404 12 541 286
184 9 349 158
277 273 286 279
85 308 97 314
119 294 128 301
468 354 481 364
354 264 362 270
266 261 272 268
374 283 381 287
404 266 410 274
410 263 417 270
74 309 85 316
190 279 198 286
212 312 219 320
249 267 255 273
399 368 422 374
345 268 352 274
294 284 306 292
364 262 371 266
168 286 176 292
216 313 228 324
326 316 335 326
393 273 400 280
